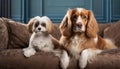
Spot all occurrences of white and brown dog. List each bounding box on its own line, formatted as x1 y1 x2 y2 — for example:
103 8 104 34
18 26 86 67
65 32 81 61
23 16 69 69
23 16 54 57
59 8 117 69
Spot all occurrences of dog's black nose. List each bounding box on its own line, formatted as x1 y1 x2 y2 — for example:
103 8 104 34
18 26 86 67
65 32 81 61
38 28 41 30
76 23 82 28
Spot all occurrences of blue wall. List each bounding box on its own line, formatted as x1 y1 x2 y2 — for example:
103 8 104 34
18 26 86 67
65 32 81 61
10 0 120 23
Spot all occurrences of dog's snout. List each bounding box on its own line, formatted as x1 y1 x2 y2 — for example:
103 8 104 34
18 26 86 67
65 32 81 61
76 22 82 28
38 28 41 30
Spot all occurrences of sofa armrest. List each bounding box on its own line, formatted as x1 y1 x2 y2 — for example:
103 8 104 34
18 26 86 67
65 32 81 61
0 49 120 69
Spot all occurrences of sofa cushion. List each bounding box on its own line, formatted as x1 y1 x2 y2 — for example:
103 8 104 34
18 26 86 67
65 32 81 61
98 23 111 37
104 21 120 47
0 18 30 50
0 18 8 50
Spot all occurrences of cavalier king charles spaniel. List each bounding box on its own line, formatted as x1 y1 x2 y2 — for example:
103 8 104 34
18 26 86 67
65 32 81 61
59 8 117 69
23 16 69 69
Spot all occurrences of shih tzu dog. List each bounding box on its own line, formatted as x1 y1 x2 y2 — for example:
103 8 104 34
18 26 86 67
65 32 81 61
23 16 69 69
23 16 54 57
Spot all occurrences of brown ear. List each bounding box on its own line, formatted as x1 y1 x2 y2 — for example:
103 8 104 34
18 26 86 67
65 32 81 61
47 19 53 34
59 9 72 37
43 16 53 34
27 18 36 34
86 11 98 38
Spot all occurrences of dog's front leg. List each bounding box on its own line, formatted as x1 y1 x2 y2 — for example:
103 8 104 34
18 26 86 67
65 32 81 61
60 50 70 69
79 48 102 69
23 45 36 58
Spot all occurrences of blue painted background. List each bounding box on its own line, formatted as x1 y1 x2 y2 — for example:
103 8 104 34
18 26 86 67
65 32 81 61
8 0 120 23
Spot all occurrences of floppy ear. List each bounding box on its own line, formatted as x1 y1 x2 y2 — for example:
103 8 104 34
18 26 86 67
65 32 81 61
27 18 36 34
59 9 72 37
86 11 98 38
27 16 41 34
43 16 53 34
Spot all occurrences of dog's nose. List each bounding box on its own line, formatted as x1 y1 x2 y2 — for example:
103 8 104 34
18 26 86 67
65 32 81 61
76 23 82 28
38 28 41 30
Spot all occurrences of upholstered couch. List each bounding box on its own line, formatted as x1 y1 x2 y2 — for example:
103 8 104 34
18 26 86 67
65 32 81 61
0 18 120 69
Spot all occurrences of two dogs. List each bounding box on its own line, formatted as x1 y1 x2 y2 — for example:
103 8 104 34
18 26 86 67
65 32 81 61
23 8 117 69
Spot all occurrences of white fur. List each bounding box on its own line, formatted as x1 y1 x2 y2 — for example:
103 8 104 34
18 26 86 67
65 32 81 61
81 25 85 32
104 38 117 49
77 16 82 24
94 36 98 43
23 32 54 57
79 49 102 69
77 8 84 13
53 50 70 69
70 35 84 59
76 8 85 32
23 47 36 57
52 47 70 69
104 39 114 45
60 50 70 69
38 16 50 25
34 16 41 20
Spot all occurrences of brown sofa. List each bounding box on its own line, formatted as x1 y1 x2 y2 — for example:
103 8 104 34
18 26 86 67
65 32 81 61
0 18 120 69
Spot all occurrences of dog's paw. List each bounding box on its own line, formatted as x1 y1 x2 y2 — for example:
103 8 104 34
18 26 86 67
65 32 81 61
79 49 89 69
23 48 36 58
60 50 70 69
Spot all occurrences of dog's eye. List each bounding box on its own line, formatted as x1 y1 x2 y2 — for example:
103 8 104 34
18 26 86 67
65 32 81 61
72 14 77 19
82 16 87 19
41 23 46 27
34 21 39 27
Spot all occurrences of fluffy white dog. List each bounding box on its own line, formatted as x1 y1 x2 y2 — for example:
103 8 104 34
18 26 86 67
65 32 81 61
23 16 54 57
23 16 69 69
